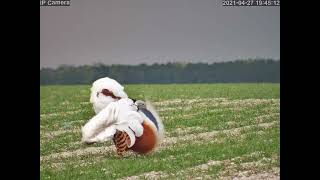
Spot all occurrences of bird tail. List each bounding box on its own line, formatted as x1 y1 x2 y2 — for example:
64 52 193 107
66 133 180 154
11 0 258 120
145 100 165 143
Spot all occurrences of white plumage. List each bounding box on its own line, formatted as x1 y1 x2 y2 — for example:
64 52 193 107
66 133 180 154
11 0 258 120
81 77 144 148
89 77 128 114
82 77 165 155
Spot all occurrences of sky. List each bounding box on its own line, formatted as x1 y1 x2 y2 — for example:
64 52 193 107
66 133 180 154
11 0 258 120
40 0 280 68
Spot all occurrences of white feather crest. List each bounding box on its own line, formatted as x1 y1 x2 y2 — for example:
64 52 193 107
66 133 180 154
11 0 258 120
90 77 128 114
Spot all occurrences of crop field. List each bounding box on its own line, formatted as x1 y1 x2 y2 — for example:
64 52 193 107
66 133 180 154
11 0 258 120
40 84 280 180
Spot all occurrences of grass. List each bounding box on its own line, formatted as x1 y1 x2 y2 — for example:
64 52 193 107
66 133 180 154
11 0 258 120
40 83 280 179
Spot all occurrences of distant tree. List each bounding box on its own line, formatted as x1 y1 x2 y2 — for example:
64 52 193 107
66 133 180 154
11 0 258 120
40 59 280 85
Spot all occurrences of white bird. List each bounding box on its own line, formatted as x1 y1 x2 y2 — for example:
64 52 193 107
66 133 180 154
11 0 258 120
81 77 164 155
81 77 143 147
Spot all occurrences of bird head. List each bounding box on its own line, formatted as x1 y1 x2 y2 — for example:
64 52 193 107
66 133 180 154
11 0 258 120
90 77 128 114
135 100 146 110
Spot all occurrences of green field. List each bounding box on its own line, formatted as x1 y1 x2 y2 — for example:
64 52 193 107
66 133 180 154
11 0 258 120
40 84 280 179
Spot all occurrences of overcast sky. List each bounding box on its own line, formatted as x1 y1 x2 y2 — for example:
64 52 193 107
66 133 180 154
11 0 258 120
40 0 279 68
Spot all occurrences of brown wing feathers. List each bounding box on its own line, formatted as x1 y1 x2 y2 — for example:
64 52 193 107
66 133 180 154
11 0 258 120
113 130 131 156
113 122 158 156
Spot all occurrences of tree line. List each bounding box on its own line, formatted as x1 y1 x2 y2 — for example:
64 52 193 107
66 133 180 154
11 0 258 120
40 59 280 85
